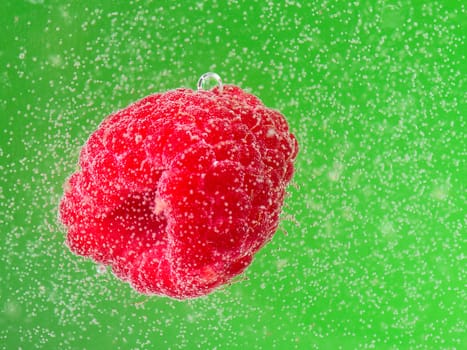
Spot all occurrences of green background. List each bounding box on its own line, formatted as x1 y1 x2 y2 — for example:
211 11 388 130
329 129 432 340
1 0 465 349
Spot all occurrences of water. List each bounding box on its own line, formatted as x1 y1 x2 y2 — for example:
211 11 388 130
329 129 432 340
1 1 465 349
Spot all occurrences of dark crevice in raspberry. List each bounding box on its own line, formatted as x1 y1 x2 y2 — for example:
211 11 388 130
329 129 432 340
107 190 168 261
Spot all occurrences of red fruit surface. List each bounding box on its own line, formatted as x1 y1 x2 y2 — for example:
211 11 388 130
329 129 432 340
59 85 298 299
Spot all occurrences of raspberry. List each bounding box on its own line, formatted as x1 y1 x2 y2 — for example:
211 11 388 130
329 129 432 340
59 80 298 299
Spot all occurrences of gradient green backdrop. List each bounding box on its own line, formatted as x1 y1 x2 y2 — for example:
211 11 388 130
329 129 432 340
1 1 465 349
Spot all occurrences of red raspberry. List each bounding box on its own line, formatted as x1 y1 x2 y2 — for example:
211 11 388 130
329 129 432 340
59 83 298 299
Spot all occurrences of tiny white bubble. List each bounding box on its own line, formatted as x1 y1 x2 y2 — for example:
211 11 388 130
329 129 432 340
96 264 107 274
266 128 277 137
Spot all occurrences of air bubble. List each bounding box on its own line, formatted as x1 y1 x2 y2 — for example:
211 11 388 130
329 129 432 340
96 264 107 274
197 72 223 92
